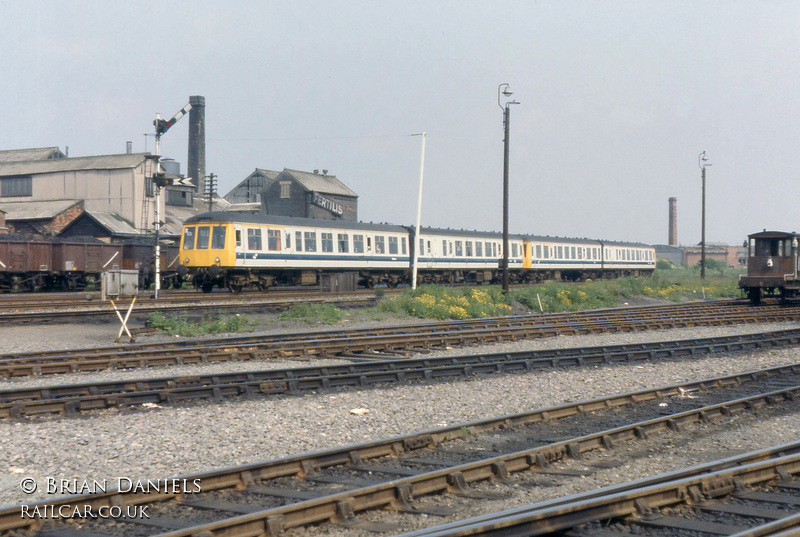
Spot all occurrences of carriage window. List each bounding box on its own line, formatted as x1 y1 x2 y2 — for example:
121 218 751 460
182 227 196 250
401 237 407 255
267 229 281 251
338 233 349 253
196 226 210 249
353 234 364 253
295 231 303 251
375 236 385 254
419 238 424 252
321 232 333 252
512 244 518 258
388 236 398 254
476 242 483 257
443 240 448 255
247 228 262 250
285 233 291 249
212 226 226 249
454 241 463 256
304 231 317 252
235 229 242 248
466 241 473 256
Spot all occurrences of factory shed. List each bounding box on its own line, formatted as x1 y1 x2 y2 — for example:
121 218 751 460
260 168 358 221
0 147 66 162
224 169 280 205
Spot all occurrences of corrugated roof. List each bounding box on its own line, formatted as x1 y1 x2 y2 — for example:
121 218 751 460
0 147 66 162
0 199 82 220
84 211 141 235
0 153 149 176
278 169 358 198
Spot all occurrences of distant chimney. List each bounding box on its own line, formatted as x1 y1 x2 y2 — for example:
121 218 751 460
126 141 132 154
668 197 678 246
188 95 206 195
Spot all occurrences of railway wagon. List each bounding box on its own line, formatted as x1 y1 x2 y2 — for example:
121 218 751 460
0 236 123 291
179 213 411 292
122 242 183 289
739 230 800 304
51 242 122 290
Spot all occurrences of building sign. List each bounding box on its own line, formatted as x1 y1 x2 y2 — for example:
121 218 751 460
311 192 344 215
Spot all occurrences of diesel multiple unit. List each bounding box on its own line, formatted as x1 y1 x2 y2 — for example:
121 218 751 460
179 213 656 292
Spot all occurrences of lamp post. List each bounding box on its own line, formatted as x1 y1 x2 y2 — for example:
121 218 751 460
411 132 426 290
698 151 711 280
498 83 519 293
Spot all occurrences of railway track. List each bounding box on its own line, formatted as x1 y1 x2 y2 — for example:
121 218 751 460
3 361 799 535
3 328 800 418
0 291 382 325
402 449 800 536
1 301 799 379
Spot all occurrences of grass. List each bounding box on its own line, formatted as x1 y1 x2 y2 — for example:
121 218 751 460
147 312 256 337
377 267 747 319
278 303 345 325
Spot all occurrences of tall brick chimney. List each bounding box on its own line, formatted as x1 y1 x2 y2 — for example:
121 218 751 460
668 197 677 246
188 95 206 195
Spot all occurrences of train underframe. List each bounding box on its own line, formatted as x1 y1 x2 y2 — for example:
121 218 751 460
0 272 100 293
739 276 800 305
187 266 654 293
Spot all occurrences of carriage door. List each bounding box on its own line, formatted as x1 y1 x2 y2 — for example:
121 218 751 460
233 226 245 266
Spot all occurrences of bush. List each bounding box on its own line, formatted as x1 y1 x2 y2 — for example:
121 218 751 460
379 285 511 320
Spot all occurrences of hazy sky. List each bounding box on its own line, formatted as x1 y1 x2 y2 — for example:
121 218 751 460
2 1 798 246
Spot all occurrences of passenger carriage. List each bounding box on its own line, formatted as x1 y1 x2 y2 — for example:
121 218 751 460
179 213 410 292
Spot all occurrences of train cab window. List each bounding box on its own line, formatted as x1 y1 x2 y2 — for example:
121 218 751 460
211 226 226 249
247 228 262 250
354 234 364 253
375 236 385 254
295 231 303 251
476 242 483 257
182 227 196 250
304 231 316 252
235 230 242 248
321 232 333 252
466 241 473 257
401 237 407 255
267 229 281 251
388 236 398 254
338 233 349 253
196 226 211 249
